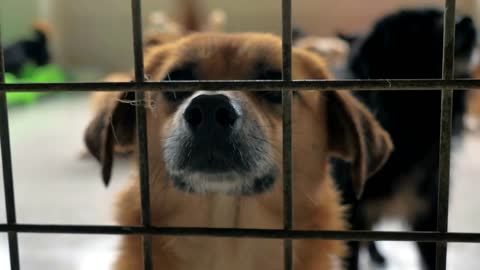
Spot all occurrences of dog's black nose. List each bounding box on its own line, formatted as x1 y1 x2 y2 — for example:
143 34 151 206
184 94 239 136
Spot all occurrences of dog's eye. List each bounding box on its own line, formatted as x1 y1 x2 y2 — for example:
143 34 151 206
255 91 282 104
253 68 283 103
162 64 196 102
162 91 194 102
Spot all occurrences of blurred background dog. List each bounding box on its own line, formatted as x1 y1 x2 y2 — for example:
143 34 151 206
4 21 52 76
331 8 477 270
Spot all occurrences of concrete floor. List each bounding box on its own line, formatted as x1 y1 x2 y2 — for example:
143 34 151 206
1 94 479 270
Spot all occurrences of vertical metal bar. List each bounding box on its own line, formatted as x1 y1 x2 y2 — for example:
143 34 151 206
0 26 21 270
437 0 456 269
282 0 292 81
131 0 145 83
130 1 152 270
281 0 293 269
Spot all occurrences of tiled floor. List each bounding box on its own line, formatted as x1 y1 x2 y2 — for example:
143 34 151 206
1 94 479 270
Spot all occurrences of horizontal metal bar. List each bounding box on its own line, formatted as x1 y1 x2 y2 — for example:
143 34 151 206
2 79 480 92
1 224 480 243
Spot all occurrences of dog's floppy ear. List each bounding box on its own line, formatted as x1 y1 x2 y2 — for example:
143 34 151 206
84 92 136 186
326 91 393 198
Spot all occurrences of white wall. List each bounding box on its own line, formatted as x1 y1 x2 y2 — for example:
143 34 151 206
1 0 477 76
1 0 40 43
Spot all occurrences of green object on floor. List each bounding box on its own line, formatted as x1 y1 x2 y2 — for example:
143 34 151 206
4 64 68 106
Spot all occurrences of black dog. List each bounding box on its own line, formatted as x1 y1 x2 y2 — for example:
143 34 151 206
4 22 51 76
334 8 477 270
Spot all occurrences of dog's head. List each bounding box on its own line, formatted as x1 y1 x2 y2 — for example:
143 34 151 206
347 8 477 79
85 33 392 198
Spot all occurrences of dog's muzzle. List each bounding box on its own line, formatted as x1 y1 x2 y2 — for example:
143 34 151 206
163 93 276 194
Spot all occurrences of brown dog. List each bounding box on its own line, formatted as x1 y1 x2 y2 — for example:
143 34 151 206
84 33 392 270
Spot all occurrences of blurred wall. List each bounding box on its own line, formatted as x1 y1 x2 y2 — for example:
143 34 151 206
294 0 474 35
1 0 39 43
1 0 477 77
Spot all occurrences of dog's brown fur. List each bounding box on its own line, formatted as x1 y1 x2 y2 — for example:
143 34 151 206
87 3 227 157
94 0 228 113
294 36 350 69
85 33 392 270
465 65 480 131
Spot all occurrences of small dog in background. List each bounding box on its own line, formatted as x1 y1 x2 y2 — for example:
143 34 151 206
143 4 227 48
4 21 52 76
334 8 477 270
84 33 393 270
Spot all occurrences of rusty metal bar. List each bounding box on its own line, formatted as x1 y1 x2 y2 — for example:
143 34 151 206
0 26 21 270
436 0 457 269
0 224 480 243
2 79 480 92
281 0 293 269
130 1 152 270
131 0 145 82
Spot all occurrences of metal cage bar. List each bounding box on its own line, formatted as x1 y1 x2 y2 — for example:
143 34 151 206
1 224 480 242
130 0 153 270
281 0 293 269
437 0 457 269
0 27 21 270
2 79 480 92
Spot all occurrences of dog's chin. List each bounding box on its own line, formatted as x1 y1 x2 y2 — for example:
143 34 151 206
168 170 276 195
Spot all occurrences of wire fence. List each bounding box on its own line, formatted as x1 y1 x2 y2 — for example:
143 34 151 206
1 0 479 269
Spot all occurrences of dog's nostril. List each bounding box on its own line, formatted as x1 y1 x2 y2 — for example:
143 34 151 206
184 107 203 128
216 107 238 127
